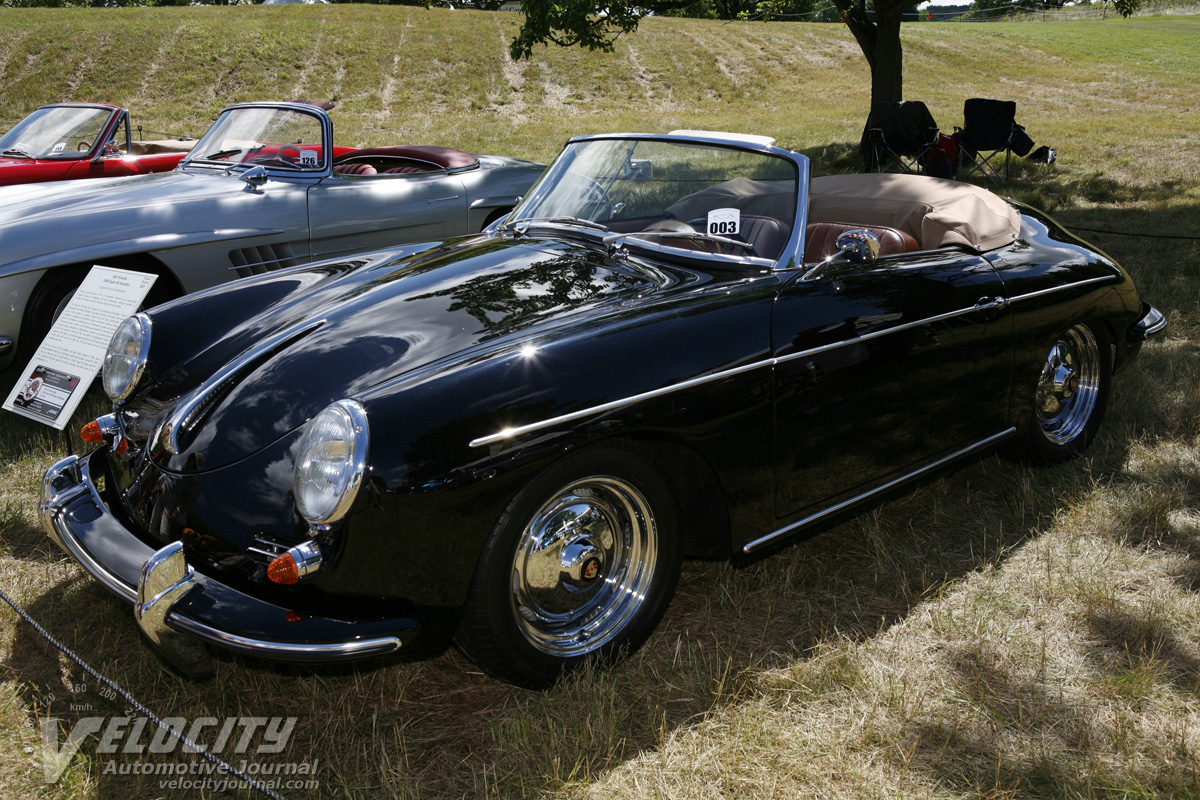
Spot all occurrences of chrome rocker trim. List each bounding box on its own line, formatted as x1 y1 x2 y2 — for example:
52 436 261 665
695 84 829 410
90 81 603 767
40 451 412 670
742 427 1017 554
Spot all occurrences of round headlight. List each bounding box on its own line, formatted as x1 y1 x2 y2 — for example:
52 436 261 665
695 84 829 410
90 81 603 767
293 400 369 526
102 313 151 402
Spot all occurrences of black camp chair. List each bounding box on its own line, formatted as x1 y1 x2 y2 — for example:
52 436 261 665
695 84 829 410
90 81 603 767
955 98 1033 184
860 101 940 175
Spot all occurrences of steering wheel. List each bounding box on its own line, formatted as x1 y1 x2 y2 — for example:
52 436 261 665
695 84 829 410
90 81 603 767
250 144 304 167
566 173 610 218
77 141 91 152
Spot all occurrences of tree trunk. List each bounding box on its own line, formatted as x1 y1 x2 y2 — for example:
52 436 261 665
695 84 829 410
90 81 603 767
870 7 905 104
839 1 906 106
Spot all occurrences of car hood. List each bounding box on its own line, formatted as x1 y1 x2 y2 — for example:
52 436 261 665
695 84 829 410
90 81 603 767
140 234 661 473
0 170 250 268
0 170 183 218
0 155 61 170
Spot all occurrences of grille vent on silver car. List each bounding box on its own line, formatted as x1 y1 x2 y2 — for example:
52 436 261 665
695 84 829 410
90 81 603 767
229 244 301 277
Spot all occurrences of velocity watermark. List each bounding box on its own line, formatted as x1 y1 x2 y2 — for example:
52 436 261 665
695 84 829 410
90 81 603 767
40 714 300 784
106 759 320 793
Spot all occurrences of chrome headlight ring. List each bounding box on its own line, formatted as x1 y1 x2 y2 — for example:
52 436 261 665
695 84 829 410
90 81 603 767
102 313 152 402
293 399 370 527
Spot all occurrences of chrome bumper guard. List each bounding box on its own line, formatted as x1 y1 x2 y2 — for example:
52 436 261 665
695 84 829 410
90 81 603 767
41 450 415 676
1129 303 1167 342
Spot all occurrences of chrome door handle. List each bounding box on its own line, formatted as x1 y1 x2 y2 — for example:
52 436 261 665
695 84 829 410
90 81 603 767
974 296 1010 311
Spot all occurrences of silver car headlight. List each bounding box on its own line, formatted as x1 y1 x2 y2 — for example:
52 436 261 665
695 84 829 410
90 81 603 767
102 313 151 402
293 400 369 526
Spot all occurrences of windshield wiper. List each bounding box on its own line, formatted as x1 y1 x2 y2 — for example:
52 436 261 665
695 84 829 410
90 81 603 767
505 217 612 239
520 216 610 232
617 230 755 252
202 147 243 161
2 148 33 159
547 216 610 231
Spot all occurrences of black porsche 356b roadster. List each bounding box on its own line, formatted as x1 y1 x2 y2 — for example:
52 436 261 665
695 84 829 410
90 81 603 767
41 130 1165 687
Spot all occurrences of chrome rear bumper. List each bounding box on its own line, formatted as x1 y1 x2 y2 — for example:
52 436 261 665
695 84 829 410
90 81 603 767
40 450 417 675
1129 302 1167 342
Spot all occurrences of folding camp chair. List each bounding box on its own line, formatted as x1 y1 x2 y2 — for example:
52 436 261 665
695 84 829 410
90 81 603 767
955 98 1030 184
859 101 940 175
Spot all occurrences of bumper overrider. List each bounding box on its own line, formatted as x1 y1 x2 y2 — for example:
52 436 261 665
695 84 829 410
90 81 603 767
40 447 419 677
1129 303 1167 341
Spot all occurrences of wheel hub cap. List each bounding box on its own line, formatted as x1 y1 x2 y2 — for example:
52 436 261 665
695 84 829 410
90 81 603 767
510 476 657 657
560 539 604 589
1035 326 1100 445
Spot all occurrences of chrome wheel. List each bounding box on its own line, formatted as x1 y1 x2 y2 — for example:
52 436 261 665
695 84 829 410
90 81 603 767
458 443 680 687
1035 324 1101 446
510 476 657 658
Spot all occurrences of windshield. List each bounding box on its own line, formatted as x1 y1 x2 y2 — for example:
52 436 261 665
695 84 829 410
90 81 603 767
184 106 327 171
0 106 116 159
511 138 798 261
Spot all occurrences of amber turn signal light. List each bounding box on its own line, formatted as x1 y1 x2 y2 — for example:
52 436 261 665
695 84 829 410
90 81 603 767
266 541 323 585
80 420 103 443
267 553 299 585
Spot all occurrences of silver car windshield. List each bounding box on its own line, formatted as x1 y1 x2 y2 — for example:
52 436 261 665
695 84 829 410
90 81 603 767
0 106 115 159
184 106 326 171
511 138 797 262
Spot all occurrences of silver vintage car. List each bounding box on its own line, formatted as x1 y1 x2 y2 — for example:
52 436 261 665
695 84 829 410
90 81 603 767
0 101 545 369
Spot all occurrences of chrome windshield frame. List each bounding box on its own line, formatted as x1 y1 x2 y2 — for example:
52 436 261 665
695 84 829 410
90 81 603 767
0 103 122 161
181 101 334 176
508 132 810 273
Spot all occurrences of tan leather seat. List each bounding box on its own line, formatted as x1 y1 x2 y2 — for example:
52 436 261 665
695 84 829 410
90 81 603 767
803 221 918 263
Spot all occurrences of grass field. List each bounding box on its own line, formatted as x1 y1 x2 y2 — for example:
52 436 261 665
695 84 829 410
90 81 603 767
1 7 1199 799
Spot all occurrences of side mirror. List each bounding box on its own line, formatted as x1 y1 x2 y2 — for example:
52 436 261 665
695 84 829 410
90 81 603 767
240 165 269 193
92 141 122 163
801 229 883 281
833 230 881 264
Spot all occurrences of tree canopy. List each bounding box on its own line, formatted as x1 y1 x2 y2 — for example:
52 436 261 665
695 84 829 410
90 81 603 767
508 0 1147 106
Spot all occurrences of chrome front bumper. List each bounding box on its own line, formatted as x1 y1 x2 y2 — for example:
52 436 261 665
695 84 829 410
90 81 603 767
40 449 417 676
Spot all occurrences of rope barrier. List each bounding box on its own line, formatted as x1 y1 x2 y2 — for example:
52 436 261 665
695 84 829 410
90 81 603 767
0 582 290 800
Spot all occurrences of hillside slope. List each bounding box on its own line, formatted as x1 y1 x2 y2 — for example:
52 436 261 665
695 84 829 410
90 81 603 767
1 8 1197 173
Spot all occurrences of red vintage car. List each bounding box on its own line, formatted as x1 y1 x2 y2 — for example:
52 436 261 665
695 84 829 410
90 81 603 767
0 103 194 187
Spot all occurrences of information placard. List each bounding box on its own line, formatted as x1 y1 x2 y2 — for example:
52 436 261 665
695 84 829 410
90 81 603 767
3 266 156 430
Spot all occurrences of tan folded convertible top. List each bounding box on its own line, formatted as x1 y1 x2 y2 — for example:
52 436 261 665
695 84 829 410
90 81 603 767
809 173 1020 252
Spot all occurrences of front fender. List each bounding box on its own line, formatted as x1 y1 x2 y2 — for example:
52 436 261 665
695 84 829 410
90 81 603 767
0 269 45 369
0 227 287 281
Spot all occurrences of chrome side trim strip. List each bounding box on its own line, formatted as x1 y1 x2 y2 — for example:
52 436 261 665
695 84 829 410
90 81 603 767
167 615 403 660
742 427 1017 554
470 299 1004 448
468 358 774 448
1007 275 1117 305
774 303 986 368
